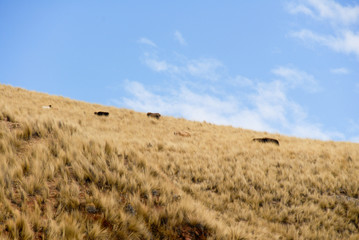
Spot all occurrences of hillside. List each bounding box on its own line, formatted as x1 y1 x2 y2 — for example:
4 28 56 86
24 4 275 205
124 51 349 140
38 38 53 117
1 84 359 239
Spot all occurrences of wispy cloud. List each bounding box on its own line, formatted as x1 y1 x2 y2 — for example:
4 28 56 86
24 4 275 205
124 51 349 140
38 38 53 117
141 50 225 82
331 67 349 74
288 0 359 58
174 30 187 46
118 80 277 132
287 3 314 17
291 29 359 58
114 37 346 141
117 76 340 140
290 29 327 43
120 80 168 112
328 31 359 57
231 75 254 87
272 66 319 92
187 58 224 81
288 0 359 26
291 123 344 140
144 57 179 73
138 37 157 47
118 81 241 125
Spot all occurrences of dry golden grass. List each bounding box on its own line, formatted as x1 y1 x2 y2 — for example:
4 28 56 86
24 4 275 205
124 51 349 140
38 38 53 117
1 84 359 239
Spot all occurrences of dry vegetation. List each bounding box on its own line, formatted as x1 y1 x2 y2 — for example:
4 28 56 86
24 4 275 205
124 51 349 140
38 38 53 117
1 84 359 239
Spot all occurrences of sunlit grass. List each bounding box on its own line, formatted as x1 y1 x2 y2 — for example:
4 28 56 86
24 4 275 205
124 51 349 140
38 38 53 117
0 84 359 239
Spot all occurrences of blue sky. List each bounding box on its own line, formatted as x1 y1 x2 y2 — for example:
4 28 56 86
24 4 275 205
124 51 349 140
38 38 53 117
1 1 359 142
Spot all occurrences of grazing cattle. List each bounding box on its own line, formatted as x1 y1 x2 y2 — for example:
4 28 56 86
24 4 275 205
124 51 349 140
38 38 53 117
147 112 161 119
174 131 191 137
42 105 52 109
253 137 280 146
94 111 109 116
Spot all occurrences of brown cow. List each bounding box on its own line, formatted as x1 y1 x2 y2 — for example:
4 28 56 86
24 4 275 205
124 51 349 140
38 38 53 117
253 137 279 146
147 112 161 119
174 131 191 137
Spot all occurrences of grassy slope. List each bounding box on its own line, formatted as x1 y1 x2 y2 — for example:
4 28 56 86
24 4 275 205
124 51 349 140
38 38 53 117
1 84 359 239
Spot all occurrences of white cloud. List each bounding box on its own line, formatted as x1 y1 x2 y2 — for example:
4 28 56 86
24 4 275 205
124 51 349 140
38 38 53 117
288 1 359 58
288 0 359 26
231 110 274 133
145 58 171 72
287 3 314 17
174 30 187 46
119 81 242 125
142 52 180 74
186 58 224 81
290 29 326 42
138 38 157 47
117 74 340 141
330 67 349 74
119 80 168 113
328 30 359 56
231 75 254 87
272 66 319 92
126 40 344 140
251 81 287 124
246 80 339 140
291 29 359 58
291 123 344 140
141 50 225 82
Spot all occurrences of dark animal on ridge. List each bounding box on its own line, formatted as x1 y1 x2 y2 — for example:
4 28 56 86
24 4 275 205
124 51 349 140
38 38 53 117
253 137 280 146
147 112 161 119
94 111 109 116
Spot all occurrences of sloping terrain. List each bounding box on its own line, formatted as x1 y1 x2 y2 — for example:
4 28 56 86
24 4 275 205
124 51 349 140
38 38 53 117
1 84 359 239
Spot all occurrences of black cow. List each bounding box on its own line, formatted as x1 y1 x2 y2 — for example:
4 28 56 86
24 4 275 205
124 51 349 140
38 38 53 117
94 111 109 116
147 112 161 119
253 137 280 146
